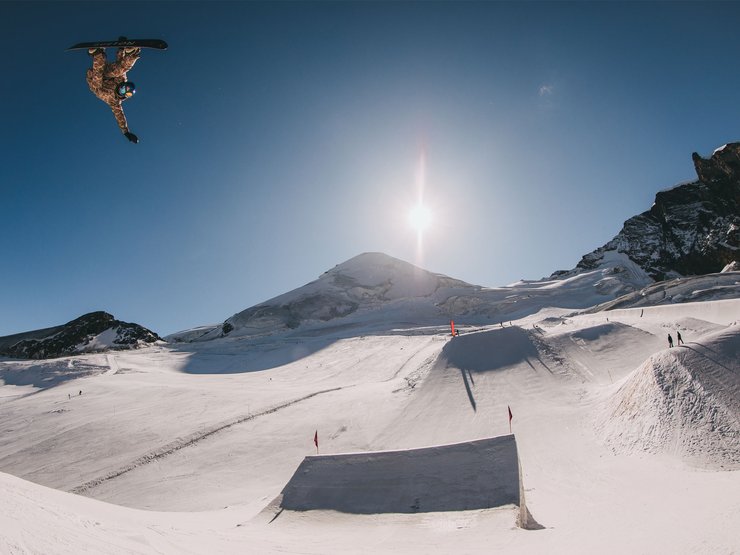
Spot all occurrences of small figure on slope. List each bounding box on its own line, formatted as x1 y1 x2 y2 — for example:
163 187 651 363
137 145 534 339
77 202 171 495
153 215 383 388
86 39 141 143
677 330 684 346
667 333 674 348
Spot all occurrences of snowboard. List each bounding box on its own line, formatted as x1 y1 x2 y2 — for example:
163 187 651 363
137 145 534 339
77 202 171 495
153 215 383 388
66 38 168 51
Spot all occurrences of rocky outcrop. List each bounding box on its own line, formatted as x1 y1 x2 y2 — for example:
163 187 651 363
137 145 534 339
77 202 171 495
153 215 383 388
0 311 160 359
563 144 740 282
692 143 740 184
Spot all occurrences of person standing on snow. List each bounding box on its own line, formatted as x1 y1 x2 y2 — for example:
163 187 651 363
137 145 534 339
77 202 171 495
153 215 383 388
668 334 674 348
86 39 141 143
677 331 683 345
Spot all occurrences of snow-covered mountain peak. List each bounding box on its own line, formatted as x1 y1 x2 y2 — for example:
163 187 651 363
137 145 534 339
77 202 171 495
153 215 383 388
325 252 419 281
320 252 473 300
181 253 478 341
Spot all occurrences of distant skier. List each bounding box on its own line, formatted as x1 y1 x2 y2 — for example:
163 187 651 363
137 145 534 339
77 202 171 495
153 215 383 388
677 331 683 345
86 38 141 143
667 334 674 348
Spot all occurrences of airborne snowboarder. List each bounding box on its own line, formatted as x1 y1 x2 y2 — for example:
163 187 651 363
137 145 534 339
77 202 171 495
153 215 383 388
85 38 142 143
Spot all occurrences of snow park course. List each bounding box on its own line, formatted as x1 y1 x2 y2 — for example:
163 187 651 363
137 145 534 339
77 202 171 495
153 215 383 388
1 277 739 552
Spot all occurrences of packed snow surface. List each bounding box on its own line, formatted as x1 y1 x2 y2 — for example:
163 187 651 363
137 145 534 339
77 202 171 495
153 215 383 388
1 272 739 553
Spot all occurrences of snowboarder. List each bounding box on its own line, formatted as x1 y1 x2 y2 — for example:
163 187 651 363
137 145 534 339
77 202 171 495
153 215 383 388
677 331 683 345
86 39 141 143
667 334 673 348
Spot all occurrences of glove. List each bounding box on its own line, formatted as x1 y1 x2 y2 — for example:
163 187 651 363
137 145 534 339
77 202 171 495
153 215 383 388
124 132 139 144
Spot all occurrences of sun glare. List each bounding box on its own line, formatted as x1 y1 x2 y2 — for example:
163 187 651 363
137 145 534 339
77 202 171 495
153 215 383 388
408 204 432 233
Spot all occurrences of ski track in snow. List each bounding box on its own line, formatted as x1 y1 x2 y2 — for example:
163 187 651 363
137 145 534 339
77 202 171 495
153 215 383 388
104 354 119 376
71 387 343 495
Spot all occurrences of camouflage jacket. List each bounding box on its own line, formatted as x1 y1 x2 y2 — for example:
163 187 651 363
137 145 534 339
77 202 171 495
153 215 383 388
86 48 140 135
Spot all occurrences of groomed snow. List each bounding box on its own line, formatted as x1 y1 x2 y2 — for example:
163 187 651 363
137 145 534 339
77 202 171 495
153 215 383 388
0 294 738 553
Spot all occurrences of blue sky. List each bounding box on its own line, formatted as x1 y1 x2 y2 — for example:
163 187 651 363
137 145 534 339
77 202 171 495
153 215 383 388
2 1 739 337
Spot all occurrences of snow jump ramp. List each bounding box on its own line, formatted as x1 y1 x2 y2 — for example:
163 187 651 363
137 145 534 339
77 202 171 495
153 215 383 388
267 435 540 528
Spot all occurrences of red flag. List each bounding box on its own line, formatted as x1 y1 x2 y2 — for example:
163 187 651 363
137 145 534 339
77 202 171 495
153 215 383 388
313 430 318 452
450 320 455 336
508 406 513 433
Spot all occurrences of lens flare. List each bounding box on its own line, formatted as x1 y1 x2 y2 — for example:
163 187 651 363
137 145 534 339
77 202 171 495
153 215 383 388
411 147 431 267
408 204 432 233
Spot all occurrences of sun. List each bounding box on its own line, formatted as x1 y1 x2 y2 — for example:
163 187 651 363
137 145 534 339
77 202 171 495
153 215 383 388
408 203 432 233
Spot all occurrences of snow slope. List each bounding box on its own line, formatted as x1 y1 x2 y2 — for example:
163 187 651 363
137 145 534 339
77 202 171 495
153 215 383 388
0 277 738 553
597 326 740 469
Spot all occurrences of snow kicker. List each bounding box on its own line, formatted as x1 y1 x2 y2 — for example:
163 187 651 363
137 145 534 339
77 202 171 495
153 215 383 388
271 434 541 528
596 327 740 469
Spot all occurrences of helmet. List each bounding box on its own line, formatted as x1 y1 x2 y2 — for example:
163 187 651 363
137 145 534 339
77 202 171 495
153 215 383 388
116 81 136 99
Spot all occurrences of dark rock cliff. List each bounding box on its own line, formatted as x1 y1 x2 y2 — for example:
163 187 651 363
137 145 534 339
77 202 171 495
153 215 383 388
567 144 739 281
0 311 160 359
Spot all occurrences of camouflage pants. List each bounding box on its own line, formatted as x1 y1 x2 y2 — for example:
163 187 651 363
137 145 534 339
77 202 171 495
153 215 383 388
86 48 141 134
